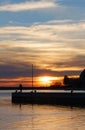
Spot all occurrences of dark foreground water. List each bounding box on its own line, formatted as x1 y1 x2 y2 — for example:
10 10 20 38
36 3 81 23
0 91 85 130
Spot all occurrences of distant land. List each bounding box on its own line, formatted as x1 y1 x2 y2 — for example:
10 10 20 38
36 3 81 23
0 86 85 90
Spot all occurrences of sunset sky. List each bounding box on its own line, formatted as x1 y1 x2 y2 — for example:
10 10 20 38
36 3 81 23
0 0 85 87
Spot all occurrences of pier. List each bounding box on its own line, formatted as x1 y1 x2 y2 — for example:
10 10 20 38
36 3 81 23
12 91 85 106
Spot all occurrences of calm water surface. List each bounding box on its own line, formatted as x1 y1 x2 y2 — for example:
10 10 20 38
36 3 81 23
0 90 85 130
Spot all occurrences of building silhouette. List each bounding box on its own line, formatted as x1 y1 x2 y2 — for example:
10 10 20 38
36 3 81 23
63 69 85 88
80 69 85 87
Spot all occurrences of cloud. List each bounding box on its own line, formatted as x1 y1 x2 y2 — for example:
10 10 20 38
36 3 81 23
0 0 57 12
0 19 85 80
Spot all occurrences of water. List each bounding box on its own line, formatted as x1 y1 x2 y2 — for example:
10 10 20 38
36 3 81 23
0 91 85 130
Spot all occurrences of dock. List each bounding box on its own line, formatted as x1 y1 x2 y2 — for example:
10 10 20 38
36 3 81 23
12 91 85 106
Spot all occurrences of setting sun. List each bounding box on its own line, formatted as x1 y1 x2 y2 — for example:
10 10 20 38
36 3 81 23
39 76 53 87
40 76 51 83
38 76 60 87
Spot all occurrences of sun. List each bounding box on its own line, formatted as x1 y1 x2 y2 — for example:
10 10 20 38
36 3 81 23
41 76 51 82
39 76 52 87
38 76 59 87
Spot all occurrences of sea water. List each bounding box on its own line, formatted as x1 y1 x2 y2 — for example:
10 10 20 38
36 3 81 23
0 90 85 130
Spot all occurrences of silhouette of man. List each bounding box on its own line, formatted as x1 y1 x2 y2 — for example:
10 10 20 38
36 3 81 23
19 84 23 92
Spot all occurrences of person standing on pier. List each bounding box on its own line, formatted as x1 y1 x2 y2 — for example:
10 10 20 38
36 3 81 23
19 84 23 92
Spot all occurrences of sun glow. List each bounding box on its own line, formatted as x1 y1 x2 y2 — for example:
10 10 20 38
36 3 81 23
41 76 51 82
39 76 53 87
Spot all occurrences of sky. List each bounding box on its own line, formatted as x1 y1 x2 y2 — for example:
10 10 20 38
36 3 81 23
0 0 85 87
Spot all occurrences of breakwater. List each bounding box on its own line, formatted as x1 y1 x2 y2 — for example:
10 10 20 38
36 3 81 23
12 91 85 106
